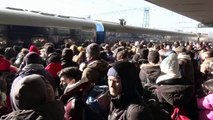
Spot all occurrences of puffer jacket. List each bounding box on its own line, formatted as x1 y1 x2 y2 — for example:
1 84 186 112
197 93 213 120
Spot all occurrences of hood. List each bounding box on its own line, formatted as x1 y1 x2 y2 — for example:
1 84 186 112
85 59 109 84
157 85 194 107
1 101 65 120
10 74 48 110
140 64 161 84
111 61 139 99
22 52 43 66
87 59 108 74
156 52 181 84
61 48 73 62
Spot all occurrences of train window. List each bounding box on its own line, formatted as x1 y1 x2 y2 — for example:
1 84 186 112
53 28 70 35
0 25 7 34
0 23 95 47
105 32 144 43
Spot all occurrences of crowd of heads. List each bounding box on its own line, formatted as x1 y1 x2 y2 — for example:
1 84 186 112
0 39 213 119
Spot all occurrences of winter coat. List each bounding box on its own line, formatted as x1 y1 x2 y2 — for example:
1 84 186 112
7 74 64 120
0 101 64 120
14 64 56 91
45 63 62 78
156 84 196 119
66 59 109 94
82 59 108 85
108 61 153 120
60 85 84 120
140 64 161 86
197 93 213 120
156 53 182 84
178 53 195 85
60 84 104 120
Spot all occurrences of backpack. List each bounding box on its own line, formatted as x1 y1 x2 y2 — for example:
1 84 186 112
86 85 110 118
171 106 190 120
65 95 105 120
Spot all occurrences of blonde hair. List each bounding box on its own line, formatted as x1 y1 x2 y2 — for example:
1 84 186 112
202 79 213 94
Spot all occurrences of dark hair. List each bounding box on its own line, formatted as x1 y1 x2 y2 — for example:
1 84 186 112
58 67 82 81
148 50 159 64
46 46 55 56
116 50 128 61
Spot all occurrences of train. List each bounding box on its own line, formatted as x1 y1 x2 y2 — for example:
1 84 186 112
0 7 197 48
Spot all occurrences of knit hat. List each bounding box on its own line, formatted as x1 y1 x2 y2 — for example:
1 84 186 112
62 48 73 59
156 52 181 84
86 43 100 58
0 57 11 71
107 67 120 79
24 52 43 65
29 45 40 55
46 53 61 65
10 74 48 110
45 45 55 56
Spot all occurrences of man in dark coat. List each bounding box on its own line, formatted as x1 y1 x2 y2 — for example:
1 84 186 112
16 52 56 91
107 61 153 120
1 74 64 120
61 48 79 69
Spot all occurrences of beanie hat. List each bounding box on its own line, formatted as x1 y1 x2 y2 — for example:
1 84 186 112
62 48 73 59
0 57 11 71
45 45 55 56
86 43 100 58
24 52 42 65
46 53 61 65
107 67 120 79
29 45 40 55
10 74 48 110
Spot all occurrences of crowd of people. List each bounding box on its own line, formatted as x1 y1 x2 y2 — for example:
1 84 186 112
0 40 213 120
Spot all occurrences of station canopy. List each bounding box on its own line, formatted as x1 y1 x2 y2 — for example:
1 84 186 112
146 0 213 26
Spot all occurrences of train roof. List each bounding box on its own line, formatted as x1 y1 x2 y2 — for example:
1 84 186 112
0 7 197 37
99 20 196 37
0 8 96 31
